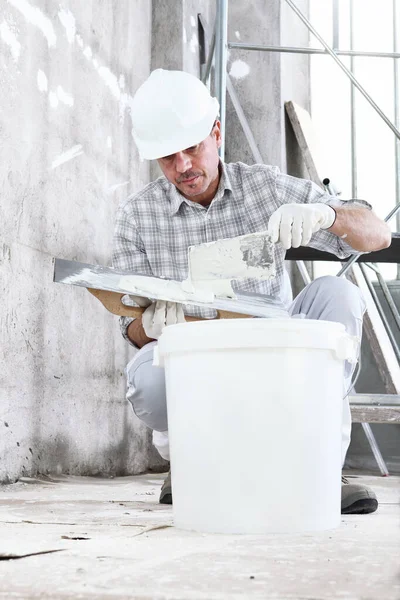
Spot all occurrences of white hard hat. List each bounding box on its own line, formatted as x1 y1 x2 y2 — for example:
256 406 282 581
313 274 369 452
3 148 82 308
131 69 220 160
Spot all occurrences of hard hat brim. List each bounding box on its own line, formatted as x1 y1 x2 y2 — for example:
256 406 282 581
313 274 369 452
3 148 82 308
134 97 220 161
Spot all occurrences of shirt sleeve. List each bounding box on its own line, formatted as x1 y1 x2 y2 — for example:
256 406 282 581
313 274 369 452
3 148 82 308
275 171 372 259
112 201 153 349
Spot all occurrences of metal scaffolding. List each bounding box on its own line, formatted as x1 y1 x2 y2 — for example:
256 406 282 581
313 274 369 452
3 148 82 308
206 0 400 475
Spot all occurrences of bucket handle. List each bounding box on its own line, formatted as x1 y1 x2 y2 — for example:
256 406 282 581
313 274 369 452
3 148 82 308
335 334 360 364
153 346 161 367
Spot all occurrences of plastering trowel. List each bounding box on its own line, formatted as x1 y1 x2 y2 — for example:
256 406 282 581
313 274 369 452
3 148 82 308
53 231 283 319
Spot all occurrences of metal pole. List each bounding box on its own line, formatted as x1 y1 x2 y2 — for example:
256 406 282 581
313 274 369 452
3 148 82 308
367 263 400 332
296 260 312 286
226 76 263 164
359 264 400 362
361 423 390 476
350 0 357 198
202 25 216 85
394 0 400 278
332 0 339 51
228 42 400 60
284 0 400 141
214 0 228 160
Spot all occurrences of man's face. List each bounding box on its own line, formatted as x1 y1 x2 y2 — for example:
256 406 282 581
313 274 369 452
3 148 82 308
157 121 222 205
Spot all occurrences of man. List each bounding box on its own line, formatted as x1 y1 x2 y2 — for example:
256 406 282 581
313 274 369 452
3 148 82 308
113 69 391 512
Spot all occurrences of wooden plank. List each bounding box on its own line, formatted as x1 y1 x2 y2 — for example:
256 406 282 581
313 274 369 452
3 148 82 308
349 393 400 406
350 405 400 423
347 265 400 394
285 100 324 188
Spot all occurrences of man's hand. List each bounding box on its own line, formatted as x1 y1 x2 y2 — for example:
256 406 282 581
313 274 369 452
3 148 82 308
142 300 186 339
267 203 336 250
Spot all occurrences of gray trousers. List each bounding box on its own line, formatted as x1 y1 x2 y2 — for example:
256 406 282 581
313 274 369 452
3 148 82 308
125 276 366 462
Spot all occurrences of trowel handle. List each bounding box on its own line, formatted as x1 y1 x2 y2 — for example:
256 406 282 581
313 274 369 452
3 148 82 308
87 288 251 320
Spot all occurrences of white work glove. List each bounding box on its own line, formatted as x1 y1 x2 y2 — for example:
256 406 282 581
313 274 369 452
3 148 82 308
267 203 336 250
142 300 185 339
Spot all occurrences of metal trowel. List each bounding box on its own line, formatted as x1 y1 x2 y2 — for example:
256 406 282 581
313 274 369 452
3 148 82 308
53 230 280 320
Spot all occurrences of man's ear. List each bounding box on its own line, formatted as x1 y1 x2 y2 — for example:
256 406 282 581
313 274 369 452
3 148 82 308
213 120 222 149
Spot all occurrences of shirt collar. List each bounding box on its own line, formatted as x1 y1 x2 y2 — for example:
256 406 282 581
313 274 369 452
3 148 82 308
167 161 233 216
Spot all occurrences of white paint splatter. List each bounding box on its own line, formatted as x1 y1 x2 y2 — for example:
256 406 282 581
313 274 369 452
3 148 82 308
229 59 250 79
189 33 198 54
8 0 56 47
183 27 187 44
106 136 112 149
107 181 130 194
37 69 48 92
119 92 129 123
51 144 83 169
58 8 75 44
0 20 21 61
75 33 83 47
235 30 241 40
49 91 58 108
98 66 121 99
190 15 196 27
71 34 138 140
57 85 74 107
83 45 92 59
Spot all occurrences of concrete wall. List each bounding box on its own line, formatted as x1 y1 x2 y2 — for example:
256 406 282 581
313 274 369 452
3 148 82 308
0 0 169 483
225 0 310 174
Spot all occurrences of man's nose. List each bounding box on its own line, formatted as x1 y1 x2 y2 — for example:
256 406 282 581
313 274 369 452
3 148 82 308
175 151 192 173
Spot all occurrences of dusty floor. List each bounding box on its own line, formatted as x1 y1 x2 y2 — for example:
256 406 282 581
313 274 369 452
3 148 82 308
0 472 398 599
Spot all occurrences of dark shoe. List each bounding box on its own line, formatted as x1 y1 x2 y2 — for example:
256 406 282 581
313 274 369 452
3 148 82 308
159 471 172 505
341 476 378 514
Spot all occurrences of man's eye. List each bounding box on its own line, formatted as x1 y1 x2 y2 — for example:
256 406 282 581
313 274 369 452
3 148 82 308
187 145 199 153
162 155 174 161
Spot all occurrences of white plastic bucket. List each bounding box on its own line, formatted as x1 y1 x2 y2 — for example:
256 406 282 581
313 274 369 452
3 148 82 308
156 318 358 534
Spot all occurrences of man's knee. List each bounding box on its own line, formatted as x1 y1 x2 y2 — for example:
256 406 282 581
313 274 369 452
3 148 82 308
126 350 168 432
312 275 365 310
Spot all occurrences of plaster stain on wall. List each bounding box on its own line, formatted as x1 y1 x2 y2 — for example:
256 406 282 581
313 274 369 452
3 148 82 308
75 34 136 139
107 181 130 194
8 0 56 47
37 69 48 92
58 7 76 44
57 85 74 107
189 33 198 54
235 30 241 40
190 16 196 27
0 20 21 61
51 144 83 169
83 45 92 60
49 90 58 108
183 27 187 44
229 59 250 80
75 33 83 47
98 66 121 100
106 136 112 149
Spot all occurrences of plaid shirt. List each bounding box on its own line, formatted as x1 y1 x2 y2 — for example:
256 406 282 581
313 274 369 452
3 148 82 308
113 162 368 345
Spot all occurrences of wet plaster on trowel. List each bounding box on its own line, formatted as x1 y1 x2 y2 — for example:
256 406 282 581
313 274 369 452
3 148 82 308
185 231 276 297
122 232 276 301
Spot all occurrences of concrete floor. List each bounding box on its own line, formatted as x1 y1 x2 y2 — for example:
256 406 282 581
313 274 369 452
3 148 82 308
0 473 398 599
